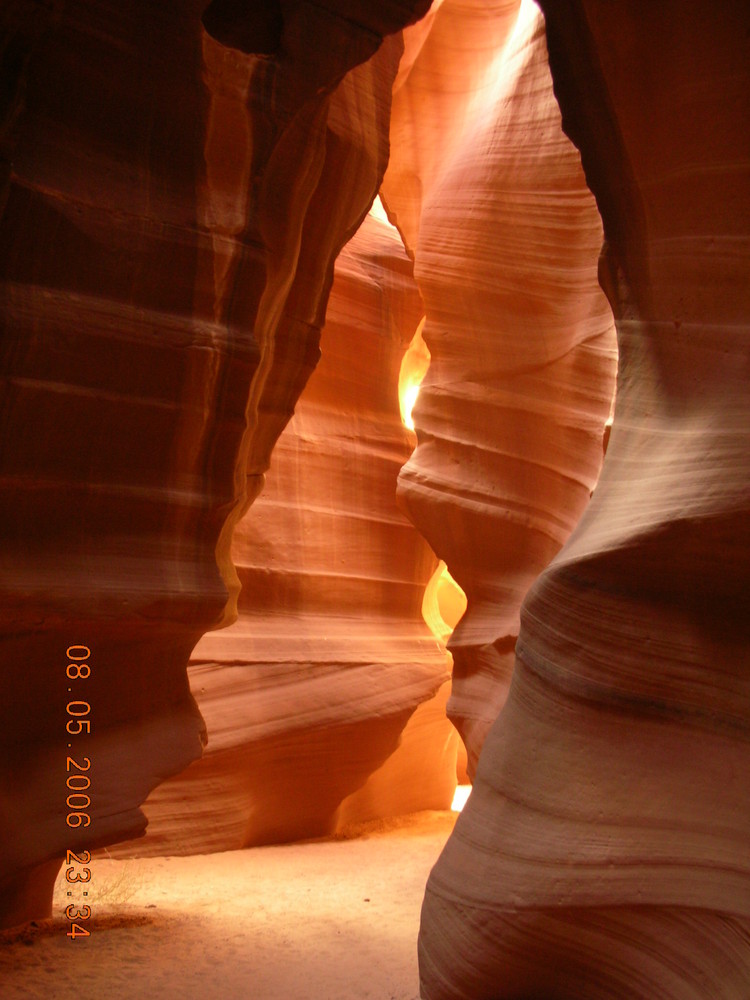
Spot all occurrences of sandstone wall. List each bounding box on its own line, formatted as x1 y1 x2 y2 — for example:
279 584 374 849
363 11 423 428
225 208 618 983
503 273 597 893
0 0 429 928
382 0 617 772
112 210 458 855
419 2 750 996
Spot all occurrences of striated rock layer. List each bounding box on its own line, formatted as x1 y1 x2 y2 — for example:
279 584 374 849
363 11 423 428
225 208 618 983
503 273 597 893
382 0 617 772
0 0 429 928
111 210 458 856
419 2 750 998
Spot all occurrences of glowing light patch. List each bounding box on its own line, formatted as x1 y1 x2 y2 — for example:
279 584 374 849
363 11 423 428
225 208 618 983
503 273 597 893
398 317 430 432
368 195 391 224
401 384 421 431
451 784 472 812
422 561 467 647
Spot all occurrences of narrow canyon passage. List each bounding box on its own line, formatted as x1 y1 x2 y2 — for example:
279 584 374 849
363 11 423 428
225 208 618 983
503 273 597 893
1 0 748 998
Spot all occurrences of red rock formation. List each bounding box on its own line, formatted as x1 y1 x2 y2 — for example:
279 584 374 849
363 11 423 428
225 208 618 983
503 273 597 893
382 0 617 772
110 210 458 855
419 2 750 997
0 0 429 928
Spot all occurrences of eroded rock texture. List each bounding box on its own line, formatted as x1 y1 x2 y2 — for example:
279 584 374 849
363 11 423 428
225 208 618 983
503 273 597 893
109 210 458 856
0 0 429 928
419 2 750 998
381 0 617 772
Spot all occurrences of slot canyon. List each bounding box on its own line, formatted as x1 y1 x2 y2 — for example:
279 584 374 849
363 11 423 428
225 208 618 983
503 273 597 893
0 1 748 998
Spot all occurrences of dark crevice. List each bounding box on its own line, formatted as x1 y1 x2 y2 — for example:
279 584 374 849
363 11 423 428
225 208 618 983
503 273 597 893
202 0 284 55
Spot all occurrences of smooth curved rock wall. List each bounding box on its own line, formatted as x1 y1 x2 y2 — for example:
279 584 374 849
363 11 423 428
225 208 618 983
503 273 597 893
111 210 458 855
382 0 617 772
419 2 750 997
0 0 429 928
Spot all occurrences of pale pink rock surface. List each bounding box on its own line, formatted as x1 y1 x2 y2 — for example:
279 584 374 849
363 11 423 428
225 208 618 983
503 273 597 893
419 2 750 997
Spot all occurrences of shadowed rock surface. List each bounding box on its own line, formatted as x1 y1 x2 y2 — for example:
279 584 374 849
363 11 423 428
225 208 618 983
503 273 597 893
0 0 430 929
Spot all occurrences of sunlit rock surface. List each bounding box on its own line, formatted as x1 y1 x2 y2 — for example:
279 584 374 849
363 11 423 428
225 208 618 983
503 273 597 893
382 0 617 772
0 0 429 928
419 2 750 997
113 211 458 855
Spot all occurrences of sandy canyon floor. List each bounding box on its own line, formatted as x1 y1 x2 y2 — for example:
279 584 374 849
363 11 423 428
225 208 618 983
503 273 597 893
1 811 457 1000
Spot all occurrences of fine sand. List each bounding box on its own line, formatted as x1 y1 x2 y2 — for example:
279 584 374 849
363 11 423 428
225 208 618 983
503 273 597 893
1 811 457 1000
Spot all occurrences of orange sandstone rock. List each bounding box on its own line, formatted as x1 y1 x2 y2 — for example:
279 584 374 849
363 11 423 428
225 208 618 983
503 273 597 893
0 0 429 929
113 211 459 855
382 0 617 772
